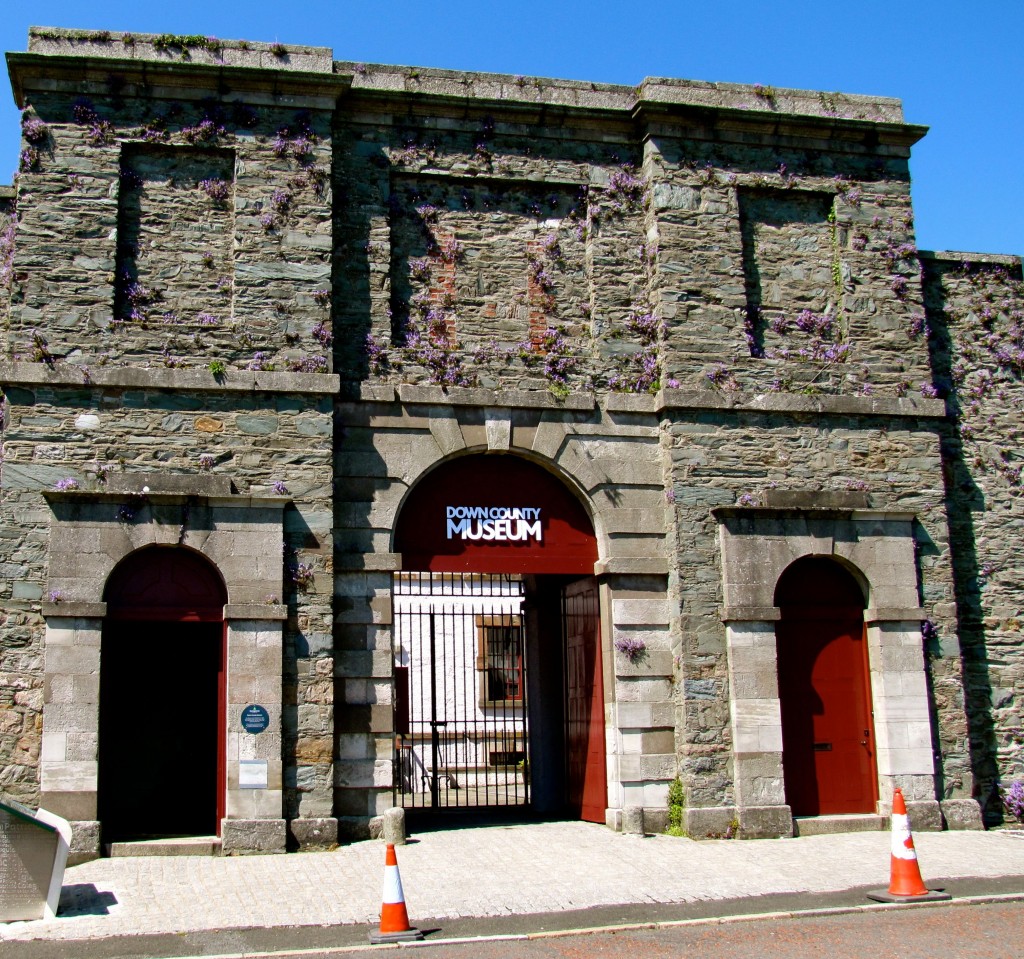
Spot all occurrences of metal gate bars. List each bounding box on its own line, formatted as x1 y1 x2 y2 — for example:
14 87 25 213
393 572 530 811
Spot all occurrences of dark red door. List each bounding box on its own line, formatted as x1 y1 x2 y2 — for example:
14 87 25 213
776 558 877 816
563 578 606 823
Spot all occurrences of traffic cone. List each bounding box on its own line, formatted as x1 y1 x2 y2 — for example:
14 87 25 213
867 788 951 903
368 842 425 943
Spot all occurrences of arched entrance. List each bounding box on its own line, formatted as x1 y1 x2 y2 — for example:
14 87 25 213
775 557 878 816
98 546 227 842
392 454 606 822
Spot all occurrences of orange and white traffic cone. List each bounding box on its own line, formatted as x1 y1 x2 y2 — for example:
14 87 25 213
368 842 425 943
867 788 950 903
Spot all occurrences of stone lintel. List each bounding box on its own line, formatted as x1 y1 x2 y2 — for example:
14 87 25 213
42 602 107 618
594 558 669 577
337 552 403 572
43 491 288 510
106 473 233 496
864 607 927 624
396 384 595 410
358 384 398 402
722 606 781 623
658 387 945 420
603 393 657 414
224 604 288 621
714 506 918 522
0 361 339 396
761 490 869 510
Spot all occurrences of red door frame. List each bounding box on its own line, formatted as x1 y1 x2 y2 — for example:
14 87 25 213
104 546 228 836
563 578 607 823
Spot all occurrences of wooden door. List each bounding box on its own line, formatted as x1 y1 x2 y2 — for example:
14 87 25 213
563 578 606 823
776 559 877 816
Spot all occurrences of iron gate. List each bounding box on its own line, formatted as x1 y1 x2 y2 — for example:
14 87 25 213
393 572 530 810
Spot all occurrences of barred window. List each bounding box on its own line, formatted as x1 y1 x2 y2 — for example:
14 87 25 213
476 615 524 705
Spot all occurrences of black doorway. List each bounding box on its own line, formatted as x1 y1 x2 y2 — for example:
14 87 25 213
98 619 222 841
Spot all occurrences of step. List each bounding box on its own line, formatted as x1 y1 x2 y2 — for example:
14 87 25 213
107 836 222 857
792 814 889 837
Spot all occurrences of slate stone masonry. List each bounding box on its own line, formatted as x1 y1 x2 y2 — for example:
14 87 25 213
0 28 1019 854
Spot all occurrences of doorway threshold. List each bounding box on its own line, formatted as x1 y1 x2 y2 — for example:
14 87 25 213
107 835 222 857
792 814 888 837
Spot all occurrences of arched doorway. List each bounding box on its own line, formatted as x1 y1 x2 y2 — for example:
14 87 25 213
775 557 877 816
98 546 227 842
392 454 606 822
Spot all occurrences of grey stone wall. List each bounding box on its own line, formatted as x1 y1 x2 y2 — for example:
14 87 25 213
0 370 335 827
922 251 1024 822
0 186 14 339
0 27 1016 844
8 46 334 376
660 395 964 817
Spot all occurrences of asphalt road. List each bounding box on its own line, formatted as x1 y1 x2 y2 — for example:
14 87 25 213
4 876 1022 959
364 901 1022 959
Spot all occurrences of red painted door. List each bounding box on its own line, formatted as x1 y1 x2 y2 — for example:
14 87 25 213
776 560 877 816
563 578 606 823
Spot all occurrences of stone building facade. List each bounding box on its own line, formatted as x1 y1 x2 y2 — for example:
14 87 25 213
0 28 1020 862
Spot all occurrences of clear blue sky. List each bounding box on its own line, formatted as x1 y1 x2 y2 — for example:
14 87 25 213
1 1 1021 257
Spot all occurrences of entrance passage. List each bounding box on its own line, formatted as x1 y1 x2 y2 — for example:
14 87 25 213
394 572 528 811
99 547 227 842
392 454 604 822
775 557 877 816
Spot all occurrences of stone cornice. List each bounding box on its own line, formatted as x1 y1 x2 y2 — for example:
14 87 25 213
920 249 1022 269
0 363 950 418
8 28 921 151
8 41 346 109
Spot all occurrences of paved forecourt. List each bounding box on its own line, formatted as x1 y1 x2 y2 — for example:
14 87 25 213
1 822 1022 942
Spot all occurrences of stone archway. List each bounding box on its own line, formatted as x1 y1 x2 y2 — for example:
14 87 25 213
717 506 943 836
99 546 227 842
391 452 606 822
775 556 878 816
40 486 289 861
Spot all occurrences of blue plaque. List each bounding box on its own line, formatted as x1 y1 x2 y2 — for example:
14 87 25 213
241 704 270 734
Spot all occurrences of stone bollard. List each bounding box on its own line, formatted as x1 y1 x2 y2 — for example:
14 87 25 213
382 806 406 845
622 805 646 835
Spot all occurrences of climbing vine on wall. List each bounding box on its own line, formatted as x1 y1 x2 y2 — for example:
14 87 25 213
941 261 1024 490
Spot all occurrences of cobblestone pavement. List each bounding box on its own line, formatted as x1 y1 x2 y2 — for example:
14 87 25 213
2 823 1022 942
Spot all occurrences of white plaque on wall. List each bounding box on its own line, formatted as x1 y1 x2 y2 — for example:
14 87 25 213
239 760 268 789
